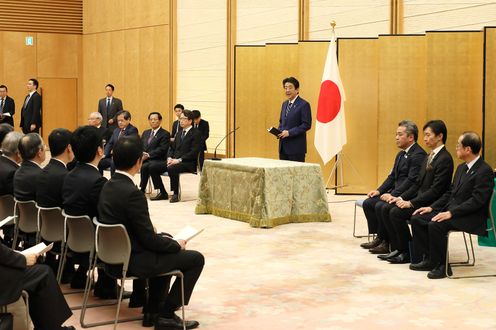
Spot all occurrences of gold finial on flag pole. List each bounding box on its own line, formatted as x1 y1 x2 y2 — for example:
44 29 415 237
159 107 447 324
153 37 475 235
330 20 336 39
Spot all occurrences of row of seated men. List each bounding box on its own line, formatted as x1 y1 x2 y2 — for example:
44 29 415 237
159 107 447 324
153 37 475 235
0 124 204 329
89 106 209 203
359 119 494 279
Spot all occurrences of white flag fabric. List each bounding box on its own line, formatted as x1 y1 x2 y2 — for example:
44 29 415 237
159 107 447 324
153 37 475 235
314 33 346 165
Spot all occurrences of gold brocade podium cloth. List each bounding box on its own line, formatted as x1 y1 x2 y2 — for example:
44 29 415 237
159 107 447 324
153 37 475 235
195 157 331 228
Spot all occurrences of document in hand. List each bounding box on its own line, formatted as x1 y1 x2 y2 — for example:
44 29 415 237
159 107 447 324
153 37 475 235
174 226 204 242
20 242 54 256
0 215 15 228
267 126 282 137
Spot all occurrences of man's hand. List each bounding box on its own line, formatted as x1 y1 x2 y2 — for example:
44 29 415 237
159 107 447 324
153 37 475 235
396 200 413 209
432 211 452 222
412 206 432 216
175 239 187 250
380 193 392 201
278 130 289 139
168 158 180 166
108 118 114 125
367 190 380 198
30 124 36 131
143 152 150 161
24 253 37 266
388 196 400 204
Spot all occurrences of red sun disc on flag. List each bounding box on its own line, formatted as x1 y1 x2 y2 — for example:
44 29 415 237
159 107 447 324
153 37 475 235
317 80 341 123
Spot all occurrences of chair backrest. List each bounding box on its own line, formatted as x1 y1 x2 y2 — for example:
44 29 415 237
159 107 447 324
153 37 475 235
37 206 64 243
93 218 131 272
62 210 94 253
15 200 39 234
0 195 15 221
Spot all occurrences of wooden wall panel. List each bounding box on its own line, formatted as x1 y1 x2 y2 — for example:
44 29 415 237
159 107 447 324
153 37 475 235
484 27 496 169
39 78 78 135
37 33 81 78
337 39 379 194
377 35 427 182
234 46 266 158
427 31 484 165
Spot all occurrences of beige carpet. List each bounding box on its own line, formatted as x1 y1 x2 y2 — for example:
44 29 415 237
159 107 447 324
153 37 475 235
60 173 496 329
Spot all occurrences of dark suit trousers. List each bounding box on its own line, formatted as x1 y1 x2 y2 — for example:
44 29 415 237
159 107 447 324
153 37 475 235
410 213 455 265
23 264 72 329
362 197 391 239
166 162 196 194
198 151 205 171
0 116 14 126
98 157 115 176
279 153 305 162
386 206 415 252
149 161 169 193
140 160 164 191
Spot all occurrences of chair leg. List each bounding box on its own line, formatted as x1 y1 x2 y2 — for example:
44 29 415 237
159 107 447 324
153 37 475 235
113 277 126 330
56 242 66 283
21 290 30 329
352 203 369 239
179 274 186 330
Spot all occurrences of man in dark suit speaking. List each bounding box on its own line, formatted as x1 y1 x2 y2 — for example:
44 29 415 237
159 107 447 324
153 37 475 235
20 78 42 134
98 83 123 130
98 135 204 329
278 77 312 162
0 85 15 126
409 131 494 278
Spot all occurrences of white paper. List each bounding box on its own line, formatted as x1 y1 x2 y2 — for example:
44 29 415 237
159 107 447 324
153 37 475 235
0 216 15 228
174 226 204 242
20 242 54 256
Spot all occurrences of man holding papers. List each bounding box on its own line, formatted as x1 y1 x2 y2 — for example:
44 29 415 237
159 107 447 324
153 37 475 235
98 135 204 329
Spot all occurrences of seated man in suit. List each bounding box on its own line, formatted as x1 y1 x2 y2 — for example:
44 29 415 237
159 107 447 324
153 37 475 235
360 120 426 254
410 132 493 278
0 123 14 154
62 126 134 298
0 244 74 330
0 85 15 126
0 131 23 246
98 135 204 329
139 112 170 193
14 133 46 201
36 128 74 208
98 110 139 175
88 111 113 144
191 110 209 171
382 120 454 264
171 103 184 142
149 110 201 203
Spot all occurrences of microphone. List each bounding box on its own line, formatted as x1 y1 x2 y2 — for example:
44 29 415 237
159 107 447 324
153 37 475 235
211 127 240 161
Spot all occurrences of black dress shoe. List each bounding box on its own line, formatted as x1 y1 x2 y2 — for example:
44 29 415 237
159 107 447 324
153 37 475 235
169 194 180 203
143 313 158 327
360 237 381 249
95 287 132 300
409 258 433 271
128 298 144 308
155 314 199 330
427 264 452 279
387 252 410 264
378 250 399 260
368 241 389 254
61 326 76 330
150 192 169 201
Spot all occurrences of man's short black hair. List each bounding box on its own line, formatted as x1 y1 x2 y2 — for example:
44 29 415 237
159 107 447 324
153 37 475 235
191 110 201 119
48 128 72 157
148 112 162 120
105 83 115 91
0 84 7 91
181 109 194 123
461 131 482 155
29 78 39 89
282 77 300 89
174 104 184 110
116 110 131 120
113 135 143 171
423 120 448 144
18 133 43 160
0 123 14 146
71 126 102 163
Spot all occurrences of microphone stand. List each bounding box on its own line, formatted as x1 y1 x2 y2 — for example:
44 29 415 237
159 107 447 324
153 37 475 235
211 127 240 160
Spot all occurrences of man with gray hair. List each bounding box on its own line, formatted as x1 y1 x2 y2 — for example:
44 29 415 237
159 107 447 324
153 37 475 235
88 111 112 143
360 120 427 258
14 133 46 201
0 123 14 154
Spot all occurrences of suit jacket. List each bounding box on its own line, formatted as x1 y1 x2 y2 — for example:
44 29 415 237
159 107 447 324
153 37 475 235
142 127 170 161
62 163 107 218
104 124 139 157
0 244 26 305
168 127 202 165
0 155 19 196
36 158 68 208
431 158 494 236
278 96 312 155
171 119 182 138
98 97 123 130
20 91 42 133
97 173 181 277
194 119 209 151
14 160 43 201
0 95 15 126
377 143 427 196
96 125 113 144
400 146 454 208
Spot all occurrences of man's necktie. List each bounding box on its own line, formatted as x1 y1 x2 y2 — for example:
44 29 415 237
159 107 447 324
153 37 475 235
118 129 124 139
147 131 154 145
23 94 30 110
0 98 3 115
426 151 435 169
181 130 186 139
285 102 293 117
106 98 110 110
